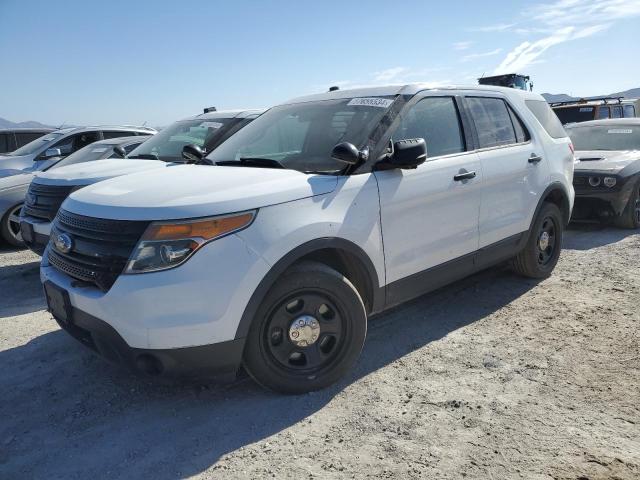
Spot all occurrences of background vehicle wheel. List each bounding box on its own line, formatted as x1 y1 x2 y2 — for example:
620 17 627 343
1 204 25 247
511 202 563 279
614 180 640 229
243 261 367 394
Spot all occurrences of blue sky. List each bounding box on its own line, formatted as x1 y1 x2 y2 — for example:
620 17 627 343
1 0 639 126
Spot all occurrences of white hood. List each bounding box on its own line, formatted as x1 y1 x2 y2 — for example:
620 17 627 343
63 164 338 220
34 159 169 186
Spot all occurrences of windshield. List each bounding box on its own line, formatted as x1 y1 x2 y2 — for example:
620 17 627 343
207 96 396 173
50 143 116 169
567 125 640 151
8 132 64 156
127 118 234 162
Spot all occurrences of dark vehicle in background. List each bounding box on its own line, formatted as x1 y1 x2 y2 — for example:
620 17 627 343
478 73 532 91
18 135 150 252
551 97 639 125
0 128 54 154
566 118 640 228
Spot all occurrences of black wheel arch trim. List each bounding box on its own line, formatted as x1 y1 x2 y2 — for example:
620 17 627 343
531 182 572 229
234 237 382 341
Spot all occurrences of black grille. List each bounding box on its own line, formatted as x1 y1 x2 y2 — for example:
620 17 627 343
573 175 587 187
23 183 75 221
48 209 149 291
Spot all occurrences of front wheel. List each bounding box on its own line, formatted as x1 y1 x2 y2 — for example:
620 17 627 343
243 261 367 394
511 202 563 279
1 204 25 247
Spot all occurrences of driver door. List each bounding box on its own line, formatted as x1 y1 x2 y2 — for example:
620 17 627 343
374 95 482 303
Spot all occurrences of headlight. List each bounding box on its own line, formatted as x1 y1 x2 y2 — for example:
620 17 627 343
603 177 617 188
125 210 255 273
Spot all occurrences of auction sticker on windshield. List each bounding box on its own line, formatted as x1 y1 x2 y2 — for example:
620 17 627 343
200 122 224 129
347 97 394 108
608 129 633 134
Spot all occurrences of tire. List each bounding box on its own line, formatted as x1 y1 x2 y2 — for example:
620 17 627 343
1 204 25 248
614 180 640 229
243 261 367 394
511 202 563 279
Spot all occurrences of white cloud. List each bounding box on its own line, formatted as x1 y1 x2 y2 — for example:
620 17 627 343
490 0 640 74
453 41 473 50
461 48 503 62
373 67 409 83
470 23 516 32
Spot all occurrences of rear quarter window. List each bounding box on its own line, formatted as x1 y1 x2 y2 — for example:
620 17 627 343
526 100 567 139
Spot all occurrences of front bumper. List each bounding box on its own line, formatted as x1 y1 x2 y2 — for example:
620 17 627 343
572 173 637 220
19 215 52 255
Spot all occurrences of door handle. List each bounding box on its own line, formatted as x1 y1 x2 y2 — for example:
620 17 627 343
453 171 477 181
528 153 543 164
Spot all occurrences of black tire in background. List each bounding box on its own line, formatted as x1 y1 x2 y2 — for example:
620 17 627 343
0 204 25 248
243 261 367 394
511 202 563 279
614 179 640 229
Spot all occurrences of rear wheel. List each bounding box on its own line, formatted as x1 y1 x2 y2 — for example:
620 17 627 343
511 202 563 279
614 180 640 229
243 261 367 394
1 204 25 247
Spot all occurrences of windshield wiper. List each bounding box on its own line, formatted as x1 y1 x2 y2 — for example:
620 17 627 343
128 153 160 160
215 157 285 169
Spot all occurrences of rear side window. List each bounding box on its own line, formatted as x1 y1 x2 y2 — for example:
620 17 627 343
624 105 636 118
467 97 516 148
15 132 45 147
102 130 136 139
393 96 465 157
507 105 530 143
612 106 623 119
0 133 9 152
525 100 567 139
597 106 610 119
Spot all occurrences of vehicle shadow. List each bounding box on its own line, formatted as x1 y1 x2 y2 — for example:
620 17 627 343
0 265 539 479
564 223 637 250
0 260 45 318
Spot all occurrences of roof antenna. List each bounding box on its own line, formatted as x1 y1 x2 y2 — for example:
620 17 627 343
57 121 66 129
142 120 148 126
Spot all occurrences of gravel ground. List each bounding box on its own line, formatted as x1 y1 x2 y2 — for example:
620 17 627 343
0 225 638 480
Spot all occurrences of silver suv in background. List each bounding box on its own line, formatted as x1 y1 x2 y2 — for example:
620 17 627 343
0 128 54 154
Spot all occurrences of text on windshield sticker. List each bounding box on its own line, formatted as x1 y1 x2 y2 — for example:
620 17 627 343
199 122 223 129
347 97 394 108
579 107 594 112
608 129 633 134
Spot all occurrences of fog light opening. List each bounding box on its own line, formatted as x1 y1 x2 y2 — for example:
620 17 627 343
588 176 601 187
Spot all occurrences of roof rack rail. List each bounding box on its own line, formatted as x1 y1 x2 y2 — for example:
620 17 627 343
550 96 623 107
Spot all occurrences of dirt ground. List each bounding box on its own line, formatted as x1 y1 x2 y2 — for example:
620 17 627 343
0 225 638 480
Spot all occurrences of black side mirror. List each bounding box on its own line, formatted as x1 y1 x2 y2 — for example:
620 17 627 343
331 142 369 165
389 138 427 169
182 144 205 163
112 145 127 158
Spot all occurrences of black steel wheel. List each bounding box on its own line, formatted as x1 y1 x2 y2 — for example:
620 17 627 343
511 202 563 279
243 261 367 394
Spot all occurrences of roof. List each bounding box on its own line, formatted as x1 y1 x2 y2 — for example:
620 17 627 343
89 135 153 146
565 118 640 129
0 127 55 133
52 125 157 135
182 109 265 122
282 83 543 106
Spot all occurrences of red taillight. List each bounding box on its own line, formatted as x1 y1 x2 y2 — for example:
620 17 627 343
569 143 574 154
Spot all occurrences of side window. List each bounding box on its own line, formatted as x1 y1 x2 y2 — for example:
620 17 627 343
393 96 465 158
15 132 45 147
624 105 636 118
102 130 136 139
124 141 142 154
507 105 530 143
525 100 567 139
49 132 100 156
0 133 8 152
612 106 623 119
467 97 516 148
597 106 610 119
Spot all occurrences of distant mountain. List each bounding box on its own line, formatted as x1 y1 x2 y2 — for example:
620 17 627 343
542 87 640 103
0 117 55 129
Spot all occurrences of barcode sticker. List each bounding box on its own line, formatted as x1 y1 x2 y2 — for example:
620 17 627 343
347 97 394 108
579 107 593 112
607 129 633 134
199 122 223 129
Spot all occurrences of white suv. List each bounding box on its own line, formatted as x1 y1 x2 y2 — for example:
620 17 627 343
40 85 574 394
